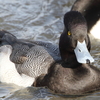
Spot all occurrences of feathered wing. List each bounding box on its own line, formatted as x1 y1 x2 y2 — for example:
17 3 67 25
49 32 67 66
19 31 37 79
0 30 61 78
11 44 55 78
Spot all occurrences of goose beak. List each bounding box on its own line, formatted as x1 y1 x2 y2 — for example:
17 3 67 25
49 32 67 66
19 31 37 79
74 40 94 64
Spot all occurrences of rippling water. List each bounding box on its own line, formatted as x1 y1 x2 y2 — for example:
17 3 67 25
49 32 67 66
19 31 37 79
1 0 100 100
0 0 74 43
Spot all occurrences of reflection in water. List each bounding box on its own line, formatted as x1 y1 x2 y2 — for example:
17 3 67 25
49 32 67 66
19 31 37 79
0 0 100 100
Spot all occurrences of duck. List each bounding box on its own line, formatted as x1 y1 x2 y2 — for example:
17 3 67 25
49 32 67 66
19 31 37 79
71 0 100 39
0 32 59 86
0 11 99 95
34 11 100 95
0 30 60 78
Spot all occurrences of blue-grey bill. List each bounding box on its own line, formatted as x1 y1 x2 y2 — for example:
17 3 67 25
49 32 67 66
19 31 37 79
74 40 94 63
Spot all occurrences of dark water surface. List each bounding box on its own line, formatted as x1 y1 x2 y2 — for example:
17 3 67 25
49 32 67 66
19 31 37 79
0 0 100 100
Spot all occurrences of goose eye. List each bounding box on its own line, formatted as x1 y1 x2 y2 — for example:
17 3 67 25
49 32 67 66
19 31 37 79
68 31 71 36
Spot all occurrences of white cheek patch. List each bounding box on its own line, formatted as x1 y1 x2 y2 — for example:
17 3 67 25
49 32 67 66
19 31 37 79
74 40 94 63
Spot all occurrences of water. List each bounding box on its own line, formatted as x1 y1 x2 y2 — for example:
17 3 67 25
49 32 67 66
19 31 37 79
0 0 100 100
0 0 73 43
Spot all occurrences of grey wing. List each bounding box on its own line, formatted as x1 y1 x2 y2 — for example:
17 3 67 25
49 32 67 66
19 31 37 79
16 45 55 78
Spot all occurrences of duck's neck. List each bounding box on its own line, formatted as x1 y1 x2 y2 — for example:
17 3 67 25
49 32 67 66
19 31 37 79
61 58 81 68
59 28 81 68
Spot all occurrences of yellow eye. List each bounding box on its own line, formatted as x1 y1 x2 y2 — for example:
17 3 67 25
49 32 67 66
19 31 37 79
68 31 71 35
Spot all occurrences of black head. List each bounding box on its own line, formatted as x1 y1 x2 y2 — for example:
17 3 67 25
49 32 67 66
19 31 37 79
59 11 92 64
64 11 88 45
